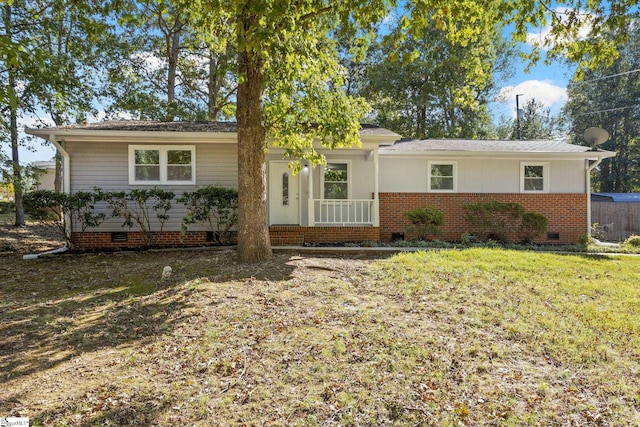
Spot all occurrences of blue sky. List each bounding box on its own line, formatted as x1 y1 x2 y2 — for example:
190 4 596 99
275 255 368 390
492 58 572 121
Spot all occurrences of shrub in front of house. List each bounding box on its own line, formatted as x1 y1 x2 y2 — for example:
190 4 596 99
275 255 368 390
519 211 549 243
103 187 175 246
23 189 106 250
463 201 548 243
463 201 525 242
404 206 444 240
178 186 238 244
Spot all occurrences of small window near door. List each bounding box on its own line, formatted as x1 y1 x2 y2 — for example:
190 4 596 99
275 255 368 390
282 173 289 206
323 163 349 199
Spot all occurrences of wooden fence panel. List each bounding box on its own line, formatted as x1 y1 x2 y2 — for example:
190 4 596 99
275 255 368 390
592 202 640 241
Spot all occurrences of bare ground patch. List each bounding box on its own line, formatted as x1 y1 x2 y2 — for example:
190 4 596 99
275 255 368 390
0 223 64 258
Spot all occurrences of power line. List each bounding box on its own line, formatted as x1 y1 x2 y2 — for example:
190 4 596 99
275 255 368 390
574 68 640 84
575 104 640 117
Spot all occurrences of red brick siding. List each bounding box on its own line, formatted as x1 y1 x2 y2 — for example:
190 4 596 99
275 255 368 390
379 192 587 244
72 227 380 250
269 226 380 245
72 231 217 250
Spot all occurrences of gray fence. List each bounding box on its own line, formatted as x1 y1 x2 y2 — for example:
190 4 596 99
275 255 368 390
592 201 640 241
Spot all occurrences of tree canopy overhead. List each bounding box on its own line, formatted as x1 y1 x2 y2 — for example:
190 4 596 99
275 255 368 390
564 19 640 192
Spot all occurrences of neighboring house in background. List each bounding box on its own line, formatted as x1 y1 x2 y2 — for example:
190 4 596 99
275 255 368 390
33 161 56 191
26 121 615 249
591 193 640 241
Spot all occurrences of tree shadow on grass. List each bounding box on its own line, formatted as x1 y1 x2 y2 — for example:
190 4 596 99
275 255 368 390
0 249 311 425
0 249 298 416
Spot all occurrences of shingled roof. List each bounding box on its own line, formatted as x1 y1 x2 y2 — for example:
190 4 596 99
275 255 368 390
380 139 597 153
38 121 398 136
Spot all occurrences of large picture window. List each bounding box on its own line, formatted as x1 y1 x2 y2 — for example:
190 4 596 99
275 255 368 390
428 161 457 192
129 145 195 185
323 162 349 199
521 162 549 192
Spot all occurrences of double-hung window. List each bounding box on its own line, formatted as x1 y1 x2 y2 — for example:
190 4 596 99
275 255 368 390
129 145 196 185
521 162 549 192
428 161 457 192
322 162 349 199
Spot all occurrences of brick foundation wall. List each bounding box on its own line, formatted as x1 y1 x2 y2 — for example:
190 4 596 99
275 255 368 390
72 226 381 250
269 226 380 245
379 193 588 244
72 231 218 250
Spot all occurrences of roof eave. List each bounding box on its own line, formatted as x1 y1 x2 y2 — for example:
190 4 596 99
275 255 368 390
379 149 617 159
26 128 400 146
25 128 239 143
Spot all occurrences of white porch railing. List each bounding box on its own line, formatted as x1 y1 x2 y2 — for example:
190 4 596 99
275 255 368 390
310 199 377 226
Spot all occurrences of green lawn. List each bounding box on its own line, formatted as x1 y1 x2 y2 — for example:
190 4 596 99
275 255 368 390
1 248 639 425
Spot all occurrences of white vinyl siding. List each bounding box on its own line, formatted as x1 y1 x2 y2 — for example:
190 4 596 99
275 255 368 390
129 145 195 185
66 141 238 232
379 157 583 193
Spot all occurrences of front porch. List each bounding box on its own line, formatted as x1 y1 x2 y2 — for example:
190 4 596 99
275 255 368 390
268 149 381 229
308 198 378 226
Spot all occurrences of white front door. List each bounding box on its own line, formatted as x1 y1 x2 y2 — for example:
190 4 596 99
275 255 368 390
269 161 300 225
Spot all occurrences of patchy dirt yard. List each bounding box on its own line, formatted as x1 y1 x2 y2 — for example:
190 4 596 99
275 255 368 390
1 225 639 426
0 223 64 258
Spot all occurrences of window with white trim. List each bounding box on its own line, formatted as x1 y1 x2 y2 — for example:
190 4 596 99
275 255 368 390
521 162 549 192
428 161 457 192
129 145 196 185
322 162 349 199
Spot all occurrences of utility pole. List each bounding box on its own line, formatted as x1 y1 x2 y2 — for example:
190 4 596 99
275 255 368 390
516 94 524 140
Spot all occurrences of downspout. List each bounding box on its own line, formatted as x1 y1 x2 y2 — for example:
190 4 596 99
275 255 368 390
49 134 71 193
586 156 604 238
24 134 71 259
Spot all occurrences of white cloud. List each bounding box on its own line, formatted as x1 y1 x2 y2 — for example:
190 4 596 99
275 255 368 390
496 80 567 117
131 51 166 72
526 7 593 50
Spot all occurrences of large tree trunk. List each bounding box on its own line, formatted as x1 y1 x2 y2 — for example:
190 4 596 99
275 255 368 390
4 4 25 226
236 46 272 262
167 27 180 104
10 108 25 227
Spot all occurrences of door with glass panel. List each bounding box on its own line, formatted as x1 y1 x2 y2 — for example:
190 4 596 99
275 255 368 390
268 161 299 224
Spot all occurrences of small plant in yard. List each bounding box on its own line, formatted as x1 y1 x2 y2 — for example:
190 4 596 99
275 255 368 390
579 233 592 245
590 223 605 240
624 235 640 248
178 185 238 244
104 187 175 246
404 206 444 240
